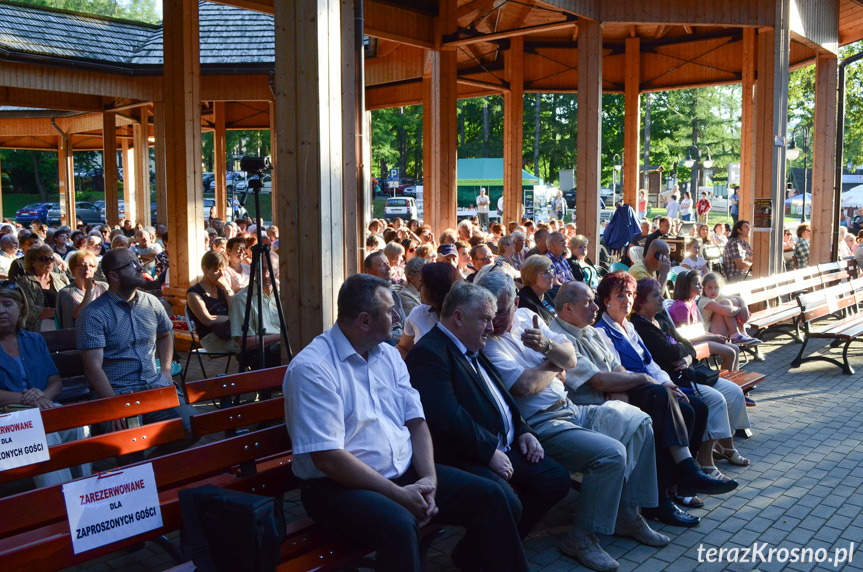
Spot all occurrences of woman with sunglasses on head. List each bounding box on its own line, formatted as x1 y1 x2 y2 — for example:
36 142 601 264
0 281 90 486
56 250 107 329
396 262 463 359
16 244 69 332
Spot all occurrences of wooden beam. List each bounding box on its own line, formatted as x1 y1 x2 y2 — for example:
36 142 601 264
274 0 347 349
0 87 104 113
163 0 205 289
135 107 151 228
213 101 228 222
153 102 168 226
364 0 435 48
443 19 577 48
457 77 509 92
103 112 119 226
810 52 838 264
268 100 278 225
57 135 75 227
600 0 772 27
623 37 640 208
503 36 524 227
739 28 756 227
122 138 137 225
576 18 602 260
342 0 361 276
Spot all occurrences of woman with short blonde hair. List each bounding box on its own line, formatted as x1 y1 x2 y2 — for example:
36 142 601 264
56 250 107 328
518 254 556 324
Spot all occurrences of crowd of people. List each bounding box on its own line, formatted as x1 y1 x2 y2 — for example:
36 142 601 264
283 210 766 572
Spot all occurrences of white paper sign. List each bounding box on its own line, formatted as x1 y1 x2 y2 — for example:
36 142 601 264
0 408 50 471
62 463 163 554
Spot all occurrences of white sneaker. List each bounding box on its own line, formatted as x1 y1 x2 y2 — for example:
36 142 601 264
560 531 619 571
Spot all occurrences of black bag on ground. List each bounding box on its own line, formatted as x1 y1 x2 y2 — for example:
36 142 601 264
681 363 719 387
179 485 286 572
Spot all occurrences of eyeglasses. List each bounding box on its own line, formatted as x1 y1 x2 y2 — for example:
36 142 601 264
0 280 18 290
110 259 143 273
36 256 53 263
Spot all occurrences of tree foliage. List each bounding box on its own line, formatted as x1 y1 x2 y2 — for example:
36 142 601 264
14 0 161 23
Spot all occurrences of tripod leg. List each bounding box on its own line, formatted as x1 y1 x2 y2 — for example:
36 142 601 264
239 249 260 371
262 244 292 360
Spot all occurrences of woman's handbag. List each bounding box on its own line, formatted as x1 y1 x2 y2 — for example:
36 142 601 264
682 363 719 387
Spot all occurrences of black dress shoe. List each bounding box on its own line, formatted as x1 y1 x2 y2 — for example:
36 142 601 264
677 458 738 495
642 498 701 528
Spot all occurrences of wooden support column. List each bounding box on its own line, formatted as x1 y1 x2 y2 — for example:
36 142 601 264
103 112 119 227
810 52 838 265
423 0 458 233
576 18 602 261
162 0 204 289
274 0 347 349
153 102 168 226
752 19 790 277
268 101 278 226
0 153 4 219
122 138 137 225
739 28 756 225
135 107 151 228
57 136 75 226
503 36 524 226
624 37 641 208
213 101 228 222
341 0 360 275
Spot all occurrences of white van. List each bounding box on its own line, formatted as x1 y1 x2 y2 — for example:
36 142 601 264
385 197 418 220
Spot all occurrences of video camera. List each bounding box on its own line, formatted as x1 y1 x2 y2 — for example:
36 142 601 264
239 156 272 197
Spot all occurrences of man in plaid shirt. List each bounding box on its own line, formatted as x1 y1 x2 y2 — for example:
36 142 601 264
723 221 753 282
793 223 811 269
546 232 574 283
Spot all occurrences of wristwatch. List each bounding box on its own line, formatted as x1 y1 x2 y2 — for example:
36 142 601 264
542 339 554 355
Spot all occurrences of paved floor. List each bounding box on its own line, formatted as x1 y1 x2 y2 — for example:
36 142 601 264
64 325 863 572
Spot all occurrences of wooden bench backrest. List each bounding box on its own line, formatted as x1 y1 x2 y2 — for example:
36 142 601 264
772 267 822 299
736 275 778 306
39 329 77 353
0 419 187 485
40 386 180 434
184 366 288 404
0 425 293 540
191 397 286 436
819 260 851 289
798 282 857 322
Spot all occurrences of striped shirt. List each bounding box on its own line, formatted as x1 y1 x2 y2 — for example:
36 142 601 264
76 289 173 391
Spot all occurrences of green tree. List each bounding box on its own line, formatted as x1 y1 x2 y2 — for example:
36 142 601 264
14 0 161 23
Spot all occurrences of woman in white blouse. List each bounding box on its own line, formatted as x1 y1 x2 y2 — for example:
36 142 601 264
396 262 463 358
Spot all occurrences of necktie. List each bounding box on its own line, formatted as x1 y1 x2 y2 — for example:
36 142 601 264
467 352 511 440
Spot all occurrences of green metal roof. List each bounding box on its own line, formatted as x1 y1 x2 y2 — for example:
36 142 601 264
457 158 539 186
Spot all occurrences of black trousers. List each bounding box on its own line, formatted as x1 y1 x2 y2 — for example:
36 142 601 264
628 384 708 494
460 447 571 540
301 464 530 572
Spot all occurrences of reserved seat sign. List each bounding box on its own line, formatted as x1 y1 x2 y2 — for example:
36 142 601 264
62 463 163 554
0 408 50 471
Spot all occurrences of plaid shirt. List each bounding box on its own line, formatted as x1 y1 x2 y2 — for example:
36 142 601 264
546 251 574 283
77 289 173 391
794 238 810 269
723 237 753 281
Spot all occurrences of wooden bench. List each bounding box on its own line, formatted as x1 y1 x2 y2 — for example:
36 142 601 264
790 277 863 374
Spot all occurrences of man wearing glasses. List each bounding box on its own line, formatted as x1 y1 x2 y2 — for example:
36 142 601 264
77 248 196 442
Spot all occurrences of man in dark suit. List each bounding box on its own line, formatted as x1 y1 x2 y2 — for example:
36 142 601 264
406 281 571 543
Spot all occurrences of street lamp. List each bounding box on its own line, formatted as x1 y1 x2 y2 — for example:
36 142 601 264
682 144 713 197
612 153 622 205
786 125 811 222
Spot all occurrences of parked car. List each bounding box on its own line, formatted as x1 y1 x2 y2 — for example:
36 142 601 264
209 172 241 192
202 172 215 190
100 200 125 222
402 185 417 197
561 188 606 211
15 202 56 225
384 197 417 220
47 202 102 225
204 197 248 221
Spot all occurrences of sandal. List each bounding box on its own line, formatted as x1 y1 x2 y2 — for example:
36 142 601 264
672 494 704 509
700 465 733 482
713 443 751 466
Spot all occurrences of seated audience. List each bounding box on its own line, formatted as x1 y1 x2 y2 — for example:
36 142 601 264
680 240 708 273
455 240 473 278
56 250 107 329
229 265 282 369
7 233 42 280
477 272 668 570
568 235 599 289
643 217 672 253
698 272 760 345
629 239 671 296
518 255 556 325
405 282 571 544
283 274 530 572
224 236 251 292
187 251 238 355
0 234 19 278
364 251 407 342
52 226 76 259
400 257 426 316
545 232 574 284
17 244 70 332
793 223 811 269
384 241 406 285
397 262 462 358
0 283 90 486
632 278 751 481
78 248 196 451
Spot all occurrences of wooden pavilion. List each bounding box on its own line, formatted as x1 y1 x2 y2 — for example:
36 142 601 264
0 0 860 350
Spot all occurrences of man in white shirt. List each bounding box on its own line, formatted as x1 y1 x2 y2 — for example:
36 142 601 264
0 234 19 278
666 194 681 220
283 274 528 572
476 188 490 231
477 273 667 571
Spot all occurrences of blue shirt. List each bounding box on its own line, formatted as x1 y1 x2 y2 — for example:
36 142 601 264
730 192 739 215
0 330 60 393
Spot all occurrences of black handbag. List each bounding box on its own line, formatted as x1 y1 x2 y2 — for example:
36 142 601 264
682 363 719 387
180 485 286 572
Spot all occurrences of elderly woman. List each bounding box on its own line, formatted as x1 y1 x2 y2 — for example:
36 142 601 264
567 234 599 289
384 241 406 285
187 251 238 354
518 254 556 324
0 283 89 486
16 244 70 332
632 278 751 483
224 236 250 292
56 250 107 329
400 256 427 316
396 262 463 358
497 235 520 268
